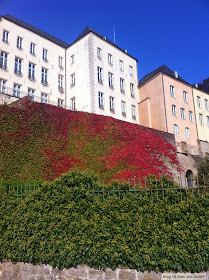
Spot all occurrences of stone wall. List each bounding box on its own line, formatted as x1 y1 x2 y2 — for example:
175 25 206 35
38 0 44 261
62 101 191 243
1 262 208 280
198 140 209 157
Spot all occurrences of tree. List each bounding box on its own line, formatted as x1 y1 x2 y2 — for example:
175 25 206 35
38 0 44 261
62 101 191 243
196 155 209 186
198 77 209 93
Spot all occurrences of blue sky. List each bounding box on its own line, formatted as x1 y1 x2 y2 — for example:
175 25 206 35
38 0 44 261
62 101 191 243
1 0 208 84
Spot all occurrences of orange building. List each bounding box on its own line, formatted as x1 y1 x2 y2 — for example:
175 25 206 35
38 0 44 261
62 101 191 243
138 65 198 155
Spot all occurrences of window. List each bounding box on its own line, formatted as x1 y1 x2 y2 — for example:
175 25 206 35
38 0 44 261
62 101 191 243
97 48 102 59
108 72 114 88
121 101 126 117
197 96 201 108
0 80 6 94
204 99 209 111
71 73 75 87
183 91 188 103
98 92 104 109
59 56 63 68
28 88 35 101
15 57 22 74
13 84 21 98
110 96 115 113
58 98 64 108
172 104 177 117
17 37 23 49
189 111 194 122
0 51 8 69
3 30 9 43
71 97 76 111
129 66 133 76
30 43 35 55
185 127 190 138
41 93 48 104
120 78 125 93
131 105 136 120
119 60 124 71
207 116 209 128
41 68 48 84
98 67 103 83
199 113 204 126
180 108 185 119
108 54 113 65
70 55 74 64
58 75 63 90
130 83 134 97
28 63 35 80
173 124 179 136
170 85 175 98
43 49 48 61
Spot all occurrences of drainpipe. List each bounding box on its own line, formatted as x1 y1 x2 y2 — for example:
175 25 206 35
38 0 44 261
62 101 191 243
65 48 67 109
162 73 168 132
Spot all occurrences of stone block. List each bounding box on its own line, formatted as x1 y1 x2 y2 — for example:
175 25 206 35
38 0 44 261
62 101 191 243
103 267 118 280
88 267 104 279
118 268 137 280
66 266 87 278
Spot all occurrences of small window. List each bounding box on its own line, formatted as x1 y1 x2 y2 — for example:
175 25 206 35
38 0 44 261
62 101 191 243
119 60 124 71
58 75 64 90
130 83 134 97
59 56 63 68
3 30 9 43
71 97 76 111
121 101 126 117
189 111 194 122
173 124 179 136
30 43 36 55
97 48 102 59
15 57 22 74
70 55 74 64
199 113 204 126
13 84 21 98
207 116 209 127
197 96 202 108
172 104 177 117
183 91 188 103
108 54 113 65
185 127 190 139
71 73 75 87
58 98 64 108
131 105 136 120
0 80 7 94
43 49 48 61
204 99 209 111
17 37 23 49
129 66 133 76
0 51 8 69
41 93 48 104
180 108 185 119
120 78 125 93
110 96 115 113
28 88 35 101
98 92 104 109
170 85 175 98
41 68 48 84
98 67 103 83
28 63 35 80
108 72 114 88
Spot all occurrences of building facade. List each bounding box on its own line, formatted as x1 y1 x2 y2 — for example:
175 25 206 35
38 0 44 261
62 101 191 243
0 15 139 124
138 65 198 155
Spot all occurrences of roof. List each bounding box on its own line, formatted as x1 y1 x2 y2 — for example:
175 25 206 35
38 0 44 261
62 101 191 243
138 65 191 87
72 26 138 61
1 14 70 48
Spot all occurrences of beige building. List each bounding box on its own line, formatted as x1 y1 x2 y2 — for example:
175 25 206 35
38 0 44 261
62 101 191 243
138 65 198 155
192 86 209 155
0 14 139 124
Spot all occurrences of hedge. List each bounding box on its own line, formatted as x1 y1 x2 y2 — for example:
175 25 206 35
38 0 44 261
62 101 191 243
0 170 209 272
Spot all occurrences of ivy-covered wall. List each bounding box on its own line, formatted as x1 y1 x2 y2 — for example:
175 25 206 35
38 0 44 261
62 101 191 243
0 100 179 182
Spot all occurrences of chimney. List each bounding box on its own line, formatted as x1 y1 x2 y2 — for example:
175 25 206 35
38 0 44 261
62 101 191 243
103 36 106 40
174 71 178 79
124 49 128 53
195 84 198 88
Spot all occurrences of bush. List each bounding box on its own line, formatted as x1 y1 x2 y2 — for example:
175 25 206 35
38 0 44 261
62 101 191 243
196 155 209 186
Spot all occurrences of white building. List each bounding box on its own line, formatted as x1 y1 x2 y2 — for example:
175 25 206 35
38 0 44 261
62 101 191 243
0 15 139 124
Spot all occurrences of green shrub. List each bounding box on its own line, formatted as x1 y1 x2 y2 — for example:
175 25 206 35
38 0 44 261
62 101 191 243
196 155 209 186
